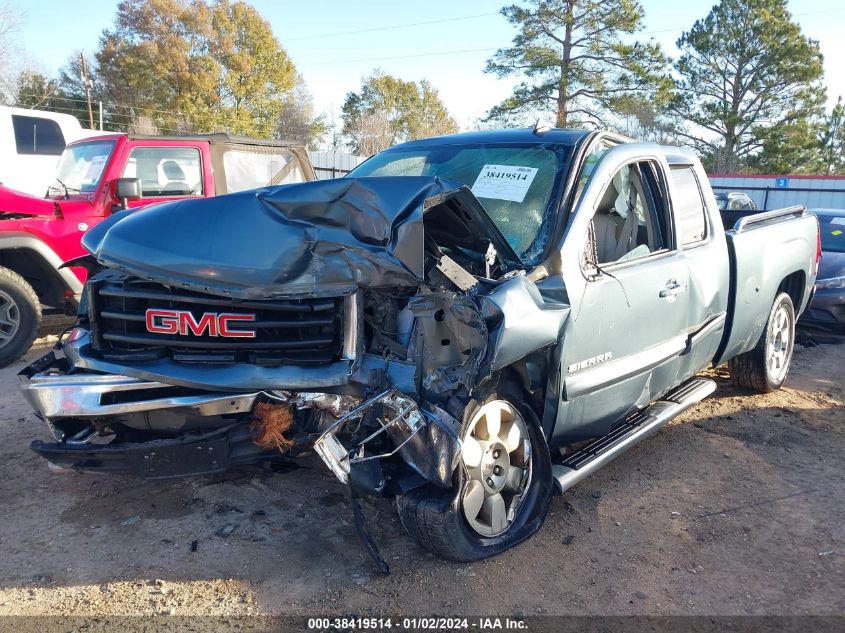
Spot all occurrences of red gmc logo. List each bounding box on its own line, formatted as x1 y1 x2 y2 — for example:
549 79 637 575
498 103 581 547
145 309 257 338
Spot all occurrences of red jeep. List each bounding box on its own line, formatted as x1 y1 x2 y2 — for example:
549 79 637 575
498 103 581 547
0 133 315 365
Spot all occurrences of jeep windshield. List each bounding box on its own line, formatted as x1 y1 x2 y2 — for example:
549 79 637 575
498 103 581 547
48 139 116 197
348 145 569 262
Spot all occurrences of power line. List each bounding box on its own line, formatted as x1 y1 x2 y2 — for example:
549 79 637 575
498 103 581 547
16 92 223 119
301 6 845 67
13 101 209 135
18 5 845 104
284 12 499 42
302 46 500 67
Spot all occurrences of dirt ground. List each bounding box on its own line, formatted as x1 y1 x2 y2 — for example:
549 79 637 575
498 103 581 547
0 334 842 617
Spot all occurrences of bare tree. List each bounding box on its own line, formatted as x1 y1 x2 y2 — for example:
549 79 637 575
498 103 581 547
355 110 394 157
275 75 327 146
0 2 23 104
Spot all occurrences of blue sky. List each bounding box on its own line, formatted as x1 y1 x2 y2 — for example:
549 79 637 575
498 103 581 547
11 0 845 127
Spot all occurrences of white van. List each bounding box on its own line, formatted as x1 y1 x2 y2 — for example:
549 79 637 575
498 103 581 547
0 106 104 197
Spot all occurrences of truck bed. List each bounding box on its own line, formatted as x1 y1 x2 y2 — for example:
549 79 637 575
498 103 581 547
717 206 819 364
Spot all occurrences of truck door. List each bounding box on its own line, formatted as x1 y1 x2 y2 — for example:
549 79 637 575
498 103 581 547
114 141 213 210
555 144 690 440
667 161 730 382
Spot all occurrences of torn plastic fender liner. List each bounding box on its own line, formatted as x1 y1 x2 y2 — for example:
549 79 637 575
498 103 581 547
80 177 521 301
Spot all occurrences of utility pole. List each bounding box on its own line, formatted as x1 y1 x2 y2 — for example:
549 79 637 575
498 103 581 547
80 53 94 130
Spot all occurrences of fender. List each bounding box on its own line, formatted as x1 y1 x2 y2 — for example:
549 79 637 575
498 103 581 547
0 233 84 296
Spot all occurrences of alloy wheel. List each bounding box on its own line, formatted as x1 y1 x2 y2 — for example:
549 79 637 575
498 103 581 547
460 400 533 537
767 304 792 383
0 290 21 349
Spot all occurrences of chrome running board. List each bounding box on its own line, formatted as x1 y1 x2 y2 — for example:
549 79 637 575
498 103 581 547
552 377 716 493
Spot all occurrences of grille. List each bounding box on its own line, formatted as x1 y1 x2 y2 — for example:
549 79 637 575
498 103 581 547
88 275 344 366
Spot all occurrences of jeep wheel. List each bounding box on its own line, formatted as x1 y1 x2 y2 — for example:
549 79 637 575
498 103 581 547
396 383 552 561
729 291 795 393
0 266 41 367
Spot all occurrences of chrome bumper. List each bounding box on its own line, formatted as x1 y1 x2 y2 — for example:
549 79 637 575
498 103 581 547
19 352 261 421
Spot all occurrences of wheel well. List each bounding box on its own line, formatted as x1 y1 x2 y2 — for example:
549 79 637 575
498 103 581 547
0 248 67 308
500 351 549 420
777 270 805 311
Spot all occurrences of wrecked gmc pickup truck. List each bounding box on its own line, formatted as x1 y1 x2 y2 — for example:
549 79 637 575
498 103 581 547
20 128 820 563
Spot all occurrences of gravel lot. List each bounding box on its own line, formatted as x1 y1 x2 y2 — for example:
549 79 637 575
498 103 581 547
0 335 842 617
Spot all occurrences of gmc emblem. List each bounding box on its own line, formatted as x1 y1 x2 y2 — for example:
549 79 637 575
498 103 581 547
145 309 256 338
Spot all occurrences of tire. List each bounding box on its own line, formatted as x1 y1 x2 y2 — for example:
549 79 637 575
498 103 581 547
0 266 41 368
396 381 553 562
729 291 795 393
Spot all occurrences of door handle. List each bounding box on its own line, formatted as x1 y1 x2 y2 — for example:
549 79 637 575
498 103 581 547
659 280 688 299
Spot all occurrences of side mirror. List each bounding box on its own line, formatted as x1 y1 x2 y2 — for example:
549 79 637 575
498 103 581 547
115 178 142 207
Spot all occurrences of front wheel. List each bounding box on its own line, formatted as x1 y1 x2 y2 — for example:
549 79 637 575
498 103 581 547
729 291 795 393
0 266 41 368
396 383 552 561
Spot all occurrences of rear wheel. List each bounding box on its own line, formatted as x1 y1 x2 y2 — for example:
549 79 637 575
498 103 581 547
0 266 41 367
729 291 795 393
396 383 552 561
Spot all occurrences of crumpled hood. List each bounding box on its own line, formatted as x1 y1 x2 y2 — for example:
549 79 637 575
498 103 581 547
82 176 520 299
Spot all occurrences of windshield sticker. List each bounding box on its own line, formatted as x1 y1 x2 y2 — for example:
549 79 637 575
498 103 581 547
471 164 538 203
830 217 845 226
85 155 108 182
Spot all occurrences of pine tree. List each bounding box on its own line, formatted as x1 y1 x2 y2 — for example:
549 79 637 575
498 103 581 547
484 0 670 127
671 0 825 173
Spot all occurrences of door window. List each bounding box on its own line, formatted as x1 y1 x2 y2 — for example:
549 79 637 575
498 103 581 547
12 115 65 156
589 162 670 265
669 165 708 245
122 146 203 196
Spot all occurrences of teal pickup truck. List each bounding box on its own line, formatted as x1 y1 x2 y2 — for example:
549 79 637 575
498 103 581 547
20 128 820 565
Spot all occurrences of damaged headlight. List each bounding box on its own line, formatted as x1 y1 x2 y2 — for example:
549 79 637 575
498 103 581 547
313 389 424 485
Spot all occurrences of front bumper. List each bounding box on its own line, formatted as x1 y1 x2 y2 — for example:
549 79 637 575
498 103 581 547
20 352 262 422
19 351 315 478
31 424 281 479
19 349 460 489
